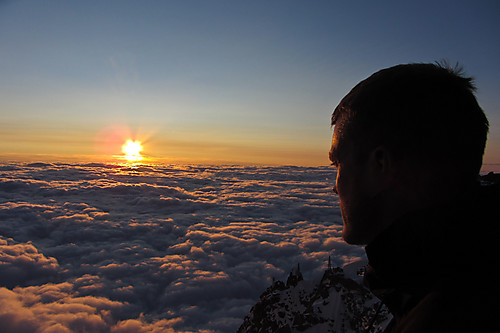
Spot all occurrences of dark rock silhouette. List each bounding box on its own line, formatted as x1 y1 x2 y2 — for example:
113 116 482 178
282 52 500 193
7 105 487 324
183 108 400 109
480 172 500 185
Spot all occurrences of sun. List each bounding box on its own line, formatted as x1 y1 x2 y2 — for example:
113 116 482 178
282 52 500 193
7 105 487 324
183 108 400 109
122 139 143 162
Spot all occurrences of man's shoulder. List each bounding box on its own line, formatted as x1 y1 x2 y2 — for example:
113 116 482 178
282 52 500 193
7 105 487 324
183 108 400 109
387 284 497 333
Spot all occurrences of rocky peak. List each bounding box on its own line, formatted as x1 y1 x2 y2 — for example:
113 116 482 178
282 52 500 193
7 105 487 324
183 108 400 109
238 260 391 333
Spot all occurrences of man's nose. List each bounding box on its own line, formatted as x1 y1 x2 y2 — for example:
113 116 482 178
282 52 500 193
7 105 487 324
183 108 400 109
332 185 338 194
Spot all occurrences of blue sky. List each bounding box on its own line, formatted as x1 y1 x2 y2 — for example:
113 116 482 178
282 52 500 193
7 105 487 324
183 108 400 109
1 0 499 167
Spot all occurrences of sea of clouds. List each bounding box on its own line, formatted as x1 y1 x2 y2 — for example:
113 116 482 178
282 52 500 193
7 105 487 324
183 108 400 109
0 162 364 332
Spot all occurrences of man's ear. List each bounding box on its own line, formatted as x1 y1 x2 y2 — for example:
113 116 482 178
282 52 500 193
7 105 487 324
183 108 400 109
365 145 397 195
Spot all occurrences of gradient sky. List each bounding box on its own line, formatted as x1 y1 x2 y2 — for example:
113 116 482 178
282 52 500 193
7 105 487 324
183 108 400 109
1 0 499 167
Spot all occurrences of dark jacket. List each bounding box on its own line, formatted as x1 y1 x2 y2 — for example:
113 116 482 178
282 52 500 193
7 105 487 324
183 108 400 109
364 183 500 333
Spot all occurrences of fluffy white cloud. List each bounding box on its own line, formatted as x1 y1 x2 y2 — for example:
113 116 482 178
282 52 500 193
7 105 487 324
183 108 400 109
0 237 59 288
0 162 363 332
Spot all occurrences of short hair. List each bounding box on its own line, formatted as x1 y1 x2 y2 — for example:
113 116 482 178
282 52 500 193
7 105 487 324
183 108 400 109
332 63 489 182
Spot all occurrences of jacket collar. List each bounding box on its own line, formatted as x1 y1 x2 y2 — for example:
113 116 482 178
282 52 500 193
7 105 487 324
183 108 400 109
364 182 500 316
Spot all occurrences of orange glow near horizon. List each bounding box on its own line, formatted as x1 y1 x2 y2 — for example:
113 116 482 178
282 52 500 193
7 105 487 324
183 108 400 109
121 140 143 162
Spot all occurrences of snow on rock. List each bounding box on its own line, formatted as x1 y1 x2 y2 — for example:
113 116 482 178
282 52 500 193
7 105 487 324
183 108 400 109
238 262 391 333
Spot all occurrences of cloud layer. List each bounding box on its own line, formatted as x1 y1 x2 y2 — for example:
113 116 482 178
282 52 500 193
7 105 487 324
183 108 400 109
0 162 363 332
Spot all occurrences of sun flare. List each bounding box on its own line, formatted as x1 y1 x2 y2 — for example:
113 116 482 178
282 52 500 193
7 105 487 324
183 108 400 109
122 140 143 162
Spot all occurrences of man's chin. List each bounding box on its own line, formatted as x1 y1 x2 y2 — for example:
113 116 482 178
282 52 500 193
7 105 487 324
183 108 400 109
342 226 366 245
342 227 356 244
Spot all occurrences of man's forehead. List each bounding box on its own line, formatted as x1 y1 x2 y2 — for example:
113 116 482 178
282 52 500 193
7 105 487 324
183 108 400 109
331 122 356 160
329 129 342 162
332 121 345 142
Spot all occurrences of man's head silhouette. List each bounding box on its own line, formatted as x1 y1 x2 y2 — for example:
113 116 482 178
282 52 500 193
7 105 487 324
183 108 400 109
329 63 489 245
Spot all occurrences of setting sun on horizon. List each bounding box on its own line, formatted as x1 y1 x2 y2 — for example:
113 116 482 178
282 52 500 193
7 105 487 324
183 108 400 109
121 139 143 162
